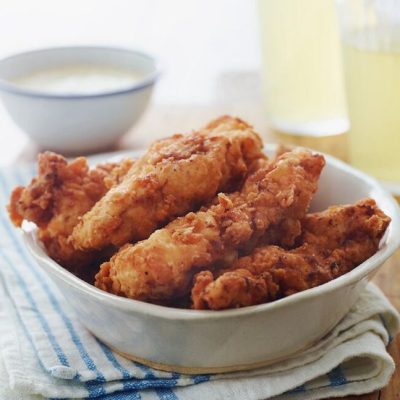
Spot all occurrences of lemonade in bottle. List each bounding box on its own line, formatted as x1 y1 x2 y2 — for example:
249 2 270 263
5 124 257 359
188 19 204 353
258 0 348 159
342 35 400 187
338 0 400 196
337 0 400 195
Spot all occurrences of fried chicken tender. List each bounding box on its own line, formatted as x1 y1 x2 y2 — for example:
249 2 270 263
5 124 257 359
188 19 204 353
192 199 390 310
71 116 266 251
8 152 133 271
103 158 136 189
95 149 324 302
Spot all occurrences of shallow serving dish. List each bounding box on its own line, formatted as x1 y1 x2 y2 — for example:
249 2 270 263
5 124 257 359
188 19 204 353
22 145 400 374
0 46 159 153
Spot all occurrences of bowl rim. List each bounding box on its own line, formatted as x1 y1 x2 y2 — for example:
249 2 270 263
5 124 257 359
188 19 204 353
0 45 161 99
22 145 400 321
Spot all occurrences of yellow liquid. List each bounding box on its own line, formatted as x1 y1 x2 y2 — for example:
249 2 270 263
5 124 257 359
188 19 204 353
271 128 349 162
342 34 400 186
258 0 348 136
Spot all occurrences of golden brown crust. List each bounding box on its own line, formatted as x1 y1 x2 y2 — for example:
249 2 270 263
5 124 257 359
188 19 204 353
7 152 133 271
192 269 269 310
95 149 324 302
103 158 135 189
191 199 391 310
72 116 266 251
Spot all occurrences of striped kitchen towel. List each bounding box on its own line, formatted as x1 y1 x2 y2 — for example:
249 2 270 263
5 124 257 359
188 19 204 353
0 163 399 400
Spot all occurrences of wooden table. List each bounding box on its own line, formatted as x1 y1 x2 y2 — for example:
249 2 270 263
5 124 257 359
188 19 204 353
368 252 400 400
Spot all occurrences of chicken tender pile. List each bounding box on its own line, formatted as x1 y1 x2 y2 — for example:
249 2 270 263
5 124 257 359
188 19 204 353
191 199 390 309
71 116 265 249
95 149 324 301
7 116 391 309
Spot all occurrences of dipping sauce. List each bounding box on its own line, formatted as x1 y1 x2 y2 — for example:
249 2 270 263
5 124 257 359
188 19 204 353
12 64 145 95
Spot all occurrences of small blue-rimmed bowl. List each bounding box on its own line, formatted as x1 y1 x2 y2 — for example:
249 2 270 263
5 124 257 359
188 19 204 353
0 46 160 153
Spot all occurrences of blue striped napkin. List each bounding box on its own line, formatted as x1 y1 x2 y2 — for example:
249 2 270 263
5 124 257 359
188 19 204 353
0 163 399 400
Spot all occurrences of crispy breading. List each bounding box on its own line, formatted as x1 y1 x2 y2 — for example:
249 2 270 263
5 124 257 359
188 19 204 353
71 116 266 251
103 158 135 189
7 152 133 271
191 199 390 310
95 149 324 302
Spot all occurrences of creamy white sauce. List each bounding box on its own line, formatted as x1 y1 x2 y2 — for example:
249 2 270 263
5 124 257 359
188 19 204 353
12 64 145 94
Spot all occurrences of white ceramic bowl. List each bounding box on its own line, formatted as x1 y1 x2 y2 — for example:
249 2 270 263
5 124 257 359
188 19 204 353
0 46 159 153
22 146 400 373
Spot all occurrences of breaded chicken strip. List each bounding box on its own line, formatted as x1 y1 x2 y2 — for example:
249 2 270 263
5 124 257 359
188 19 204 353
95 149 324 302
71 116 265 250
192 199 390 310
8 152 133 271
